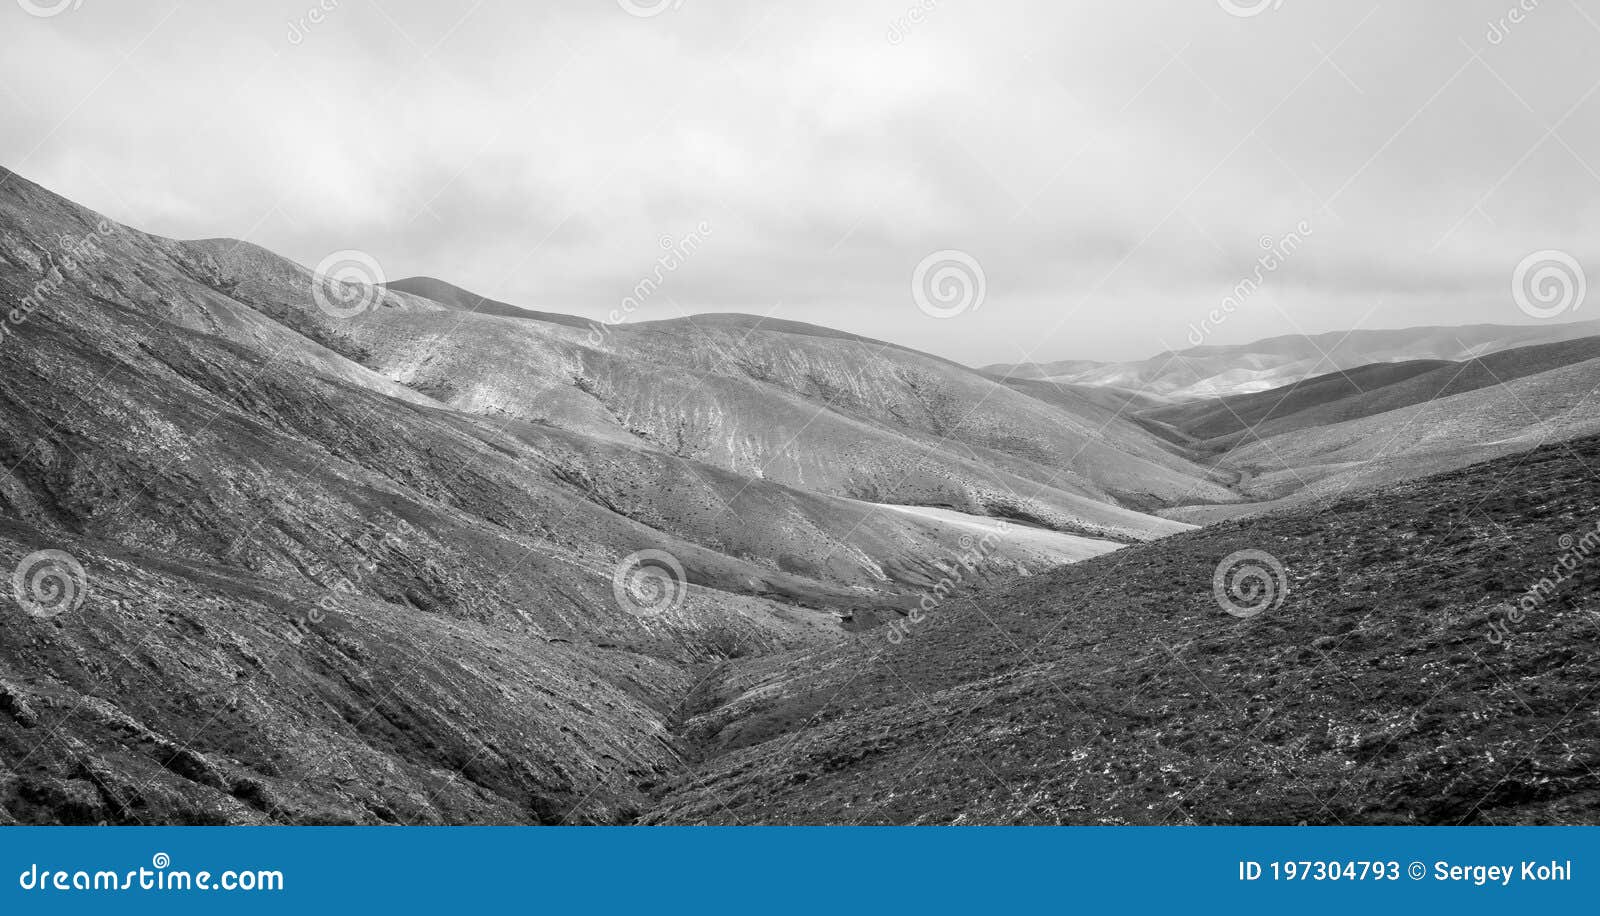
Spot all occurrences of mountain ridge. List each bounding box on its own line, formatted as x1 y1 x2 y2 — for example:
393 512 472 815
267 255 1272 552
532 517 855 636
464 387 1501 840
0 166 1203 824
984 319 1600 401
4 165 1598 826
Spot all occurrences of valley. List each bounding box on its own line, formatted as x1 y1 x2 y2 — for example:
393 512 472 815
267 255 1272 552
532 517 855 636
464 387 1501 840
1 167 1597 825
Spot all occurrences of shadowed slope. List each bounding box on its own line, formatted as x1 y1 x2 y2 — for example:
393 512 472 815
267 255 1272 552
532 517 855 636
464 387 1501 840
0 167 1170 824
645 436 1600 825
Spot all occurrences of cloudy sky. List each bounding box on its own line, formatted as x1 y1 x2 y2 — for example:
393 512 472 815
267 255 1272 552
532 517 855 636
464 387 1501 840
4 0 1599 365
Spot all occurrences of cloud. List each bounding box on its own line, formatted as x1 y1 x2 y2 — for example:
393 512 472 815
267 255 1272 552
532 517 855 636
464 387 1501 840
3 0 1598 365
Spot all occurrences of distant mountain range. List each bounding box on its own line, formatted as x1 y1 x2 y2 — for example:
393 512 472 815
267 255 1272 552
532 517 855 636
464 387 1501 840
983 322 1600 401
1125 335 1600 523
1 167 1596 825
986 318 1600 525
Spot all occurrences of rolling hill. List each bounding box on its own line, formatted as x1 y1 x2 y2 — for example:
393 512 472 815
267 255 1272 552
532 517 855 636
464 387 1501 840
1213 355 1600 504
985 322 1600 401
6 164 1599 826
644 435 1600 825
1149 336 1600 453
1117 334 1600 522
175 232 1234 537
0 166 1203 824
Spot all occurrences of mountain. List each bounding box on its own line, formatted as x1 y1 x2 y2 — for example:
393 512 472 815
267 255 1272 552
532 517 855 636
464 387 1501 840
1126 335 1600 523
228 268 1235 536
0 167 1212 824
1147 336 1600 452
645 435 1600 825
1214 355 1600 503
383 276 598 330
6 166 1596 826
976 325 1600 524
984 322 1600 401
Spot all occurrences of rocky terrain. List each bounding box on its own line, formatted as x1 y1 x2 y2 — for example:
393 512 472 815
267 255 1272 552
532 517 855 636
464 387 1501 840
2 166 1598 826
0 168 1190 824
646 436 1600 824
178 238 1233 537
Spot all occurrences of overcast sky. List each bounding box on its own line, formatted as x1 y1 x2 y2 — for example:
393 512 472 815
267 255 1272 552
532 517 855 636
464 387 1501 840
4 0 1599 365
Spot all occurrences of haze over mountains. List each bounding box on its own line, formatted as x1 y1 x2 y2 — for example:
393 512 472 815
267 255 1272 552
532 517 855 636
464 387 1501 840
1 168 1597 824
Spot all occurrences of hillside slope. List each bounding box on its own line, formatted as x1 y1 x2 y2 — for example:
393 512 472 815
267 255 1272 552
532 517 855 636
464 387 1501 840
0 167 1156 825
4 167 1229 540
12 183 1231 535
1151 336 1600 452
645 435 1600 825
1218 356 1600 503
